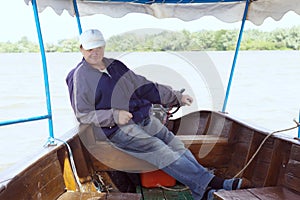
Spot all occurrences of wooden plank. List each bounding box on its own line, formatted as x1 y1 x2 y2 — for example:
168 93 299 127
248 187 300 200
140 187 164 199
264 140 291 186
172 111 203 135
250 162 270 186
206 113 228 137
24 157 63 188
285 160 300 179
26 159 65 199
282 144 300 193
254 147 273 163
197 111 211 135
163 188 193 200
233 125 254 143
90 135 228 172
206 117 233 138
57 192 141 200
89 141 156 172
289 144 300 162
227 142 252 176
284 172 300 193
215 187 300 200
136 184 194 200
69 137 91 179
32 174 66 200
189 143 230 167
61 151 78 191
171 111 211 135
0 153 65 200
176 135 230 167
214 189 259 200
176 135 228 145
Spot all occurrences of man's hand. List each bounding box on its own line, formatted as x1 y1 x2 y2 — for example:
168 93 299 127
181 95 193 106
115 110 133 125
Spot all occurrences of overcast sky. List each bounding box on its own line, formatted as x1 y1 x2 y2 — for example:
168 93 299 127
1 1 300 43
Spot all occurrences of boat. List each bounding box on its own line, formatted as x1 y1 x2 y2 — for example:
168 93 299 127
1 0 300 199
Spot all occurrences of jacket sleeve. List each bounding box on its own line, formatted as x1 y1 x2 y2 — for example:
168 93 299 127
126 68 183 107
66 66 116 127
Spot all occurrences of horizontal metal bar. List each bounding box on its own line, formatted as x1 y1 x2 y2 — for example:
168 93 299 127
0 115 51 127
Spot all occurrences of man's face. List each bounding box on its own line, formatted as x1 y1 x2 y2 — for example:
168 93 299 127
80 46 105 68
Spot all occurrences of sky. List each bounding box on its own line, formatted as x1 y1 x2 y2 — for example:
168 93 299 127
1 0 300 43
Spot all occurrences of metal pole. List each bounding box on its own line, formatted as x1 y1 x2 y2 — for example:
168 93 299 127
31 0 54 140
73 0 82 34
0 115 50 126
298 109 300 138
222 0 250 112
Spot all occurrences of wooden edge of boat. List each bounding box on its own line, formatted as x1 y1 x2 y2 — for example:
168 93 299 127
0 110 300 199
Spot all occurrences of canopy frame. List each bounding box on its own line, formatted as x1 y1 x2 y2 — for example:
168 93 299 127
222 0 250 112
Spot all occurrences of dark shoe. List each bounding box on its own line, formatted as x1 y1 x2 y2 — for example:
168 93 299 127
223 178 252 190
239 178 253 189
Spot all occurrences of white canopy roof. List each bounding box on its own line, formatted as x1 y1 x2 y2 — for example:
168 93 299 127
24 0 300 25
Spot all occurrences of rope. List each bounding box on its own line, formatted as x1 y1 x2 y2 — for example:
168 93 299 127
52 138 84 192
158 184 190 200
234 119 300 178
157 184 190 192
1 138 83 192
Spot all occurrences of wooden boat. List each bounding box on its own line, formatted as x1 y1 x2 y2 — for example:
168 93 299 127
1 0 300 199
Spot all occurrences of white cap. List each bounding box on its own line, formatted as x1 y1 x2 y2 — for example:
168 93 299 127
79 29 106 50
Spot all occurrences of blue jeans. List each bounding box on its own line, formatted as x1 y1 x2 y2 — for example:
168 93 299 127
109 116 214 199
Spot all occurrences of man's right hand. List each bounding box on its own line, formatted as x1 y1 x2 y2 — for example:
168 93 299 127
115 110 133 125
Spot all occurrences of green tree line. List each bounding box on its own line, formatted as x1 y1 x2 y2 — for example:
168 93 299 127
1 26 299 53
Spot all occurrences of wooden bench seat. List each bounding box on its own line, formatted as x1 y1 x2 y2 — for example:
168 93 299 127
176 135 228 145
89 140 157 172
214 186 300 200
87 134 228 172
177 135 229 167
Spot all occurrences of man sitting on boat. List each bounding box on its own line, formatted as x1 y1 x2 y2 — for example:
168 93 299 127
66 29 250 200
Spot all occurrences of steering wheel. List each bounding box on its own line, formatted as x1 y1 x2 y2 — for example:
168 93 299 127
152 89 185 125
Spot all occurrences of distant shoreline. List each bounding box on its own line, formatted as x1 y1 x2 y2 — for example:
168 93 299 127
1 27 300 53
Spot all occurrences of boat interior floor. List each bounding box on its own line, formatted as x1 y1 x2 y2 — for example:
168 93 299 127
57 191 141 200
56 183 193 200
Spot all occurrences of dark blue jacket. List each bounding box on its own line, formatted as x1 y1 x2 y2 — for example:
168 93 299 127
66 57 181 137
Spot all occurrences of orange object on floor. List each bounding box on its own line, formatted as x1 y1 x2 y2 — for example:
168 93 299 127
140 170 176 188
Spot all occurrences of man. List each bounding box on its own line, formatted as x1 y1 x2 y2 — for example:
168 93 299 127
66 29 249 200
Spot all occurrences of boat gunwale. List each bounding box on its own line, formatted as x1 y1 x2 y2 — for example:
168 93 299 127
0 127 79 188
1 110 299 189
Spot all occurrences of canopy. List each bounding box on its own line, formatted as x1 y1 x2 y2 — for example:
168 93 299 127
24 0 300 25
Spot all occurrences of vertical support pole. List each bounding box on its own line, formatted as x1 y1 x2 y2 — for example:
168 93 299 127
222 0 250 112
298 109 300 138
73 0 82 35
31 0 54 140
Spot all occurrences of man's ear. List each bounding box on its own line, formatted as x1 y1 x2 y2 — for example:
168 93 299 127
79 45 84 53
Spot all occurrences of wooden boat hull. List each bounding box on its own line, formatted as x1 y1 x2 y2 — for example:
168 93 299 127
1 110 300 199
